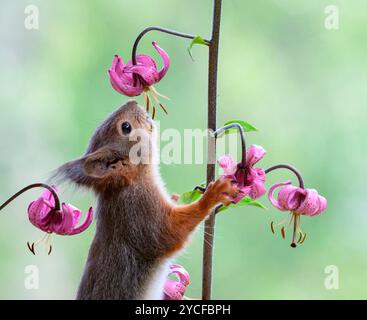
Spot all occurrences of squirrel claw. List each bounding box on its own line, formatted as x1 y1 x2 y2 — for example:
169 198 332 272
193 185 207 193
201 178 239 207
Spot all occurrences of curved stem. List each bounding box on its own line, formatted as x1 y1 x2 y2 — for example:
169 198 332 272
265 164 305 189
131 26 210 85
132 26 210 65
214 123 247 168
0 183 61 212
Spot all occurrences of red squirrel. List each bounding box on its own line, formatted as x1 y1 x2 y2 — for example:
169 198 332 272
55 100 238 300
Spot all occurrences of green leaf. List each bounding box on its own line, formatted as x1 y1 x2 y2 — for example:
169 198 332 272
223 120 258 133
179 189 203 205
188 36 209 61
217 196 267 213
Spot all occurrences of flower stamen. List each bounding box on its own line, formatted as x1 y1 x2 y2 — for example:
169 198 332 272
270 221 275 234
291 213 298 248
44 233 53 255
297 231 303 244
281 226 286 239
285 214 294 231
27 242 35 255
27 232 52 255
149 87 169 115
159 103 168 115
299 233 307 244
151 85 169 100
152 104 156 120
144 92 150 113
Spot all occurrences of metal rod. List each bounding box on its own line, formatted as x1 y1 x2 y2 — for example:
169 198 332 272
202 0 222 300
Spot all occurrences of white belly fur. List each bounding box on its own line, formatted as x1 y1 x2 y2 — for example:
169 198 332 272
142 259 171 300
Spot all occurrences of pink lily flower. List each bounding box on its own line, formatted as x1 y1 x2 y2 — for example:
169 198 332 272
218 144 267 203
163 264 190 300
108 41 170 118
27 186 93 255
268 181 327 216
268 180 327 247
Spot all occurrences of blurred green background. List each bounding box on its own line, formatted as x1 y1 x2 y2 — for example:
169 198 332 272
0 0 366 299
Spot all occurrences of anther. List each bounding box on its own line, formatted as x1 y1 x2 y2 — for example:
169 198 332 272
297 231 303 244
270 221 275 234
281 226 285 239
27 242 35 255
299 233 307 244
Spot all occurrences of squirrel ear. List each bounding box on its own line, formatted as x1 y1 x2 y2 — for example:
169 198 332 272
52 147 125 187
83 147 123 179
52 157 88 186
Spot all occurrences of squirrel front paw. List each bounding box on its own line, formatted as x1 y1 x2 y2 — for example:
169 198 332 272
200 178 239 209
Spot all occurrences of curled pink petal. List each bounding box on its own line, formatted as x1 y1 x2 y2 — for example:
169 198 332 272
40 185 58 207
27 186 93 238
108 69 144 96
249 179 267 200
269 180 327 218
108 42 170 98
127 65 159 86
169 264 190 286
69 207 93 235
218 145 266 202
296 189 323 216
246 167 266 199
278 186 305 211
306 195 327 217
163 264 189 300
28 198 53 231
27 186 59 231
246 144 266 166
110 55 123 77
218 155 237 175
163 280 186 300
125 54 157 70
152 41 170 81
315 195 327 216
50 203 75 235
268 181 292 211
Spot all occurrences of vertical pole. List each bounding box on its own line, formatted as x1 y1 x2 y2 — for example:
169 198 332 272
202 0 222 300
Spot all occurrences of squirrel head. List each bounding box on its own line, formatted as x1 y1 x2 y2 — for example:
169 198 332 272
54 100 156 192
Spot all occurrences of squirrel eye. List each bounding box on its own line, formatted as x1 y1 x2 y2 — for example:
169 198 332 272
121 121 132 135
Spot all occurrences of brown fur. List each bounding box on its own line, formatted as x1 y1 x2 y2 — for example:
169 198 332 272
54 100 238 299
